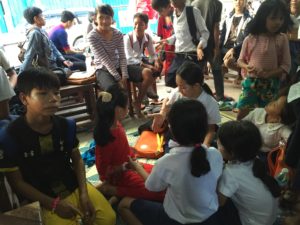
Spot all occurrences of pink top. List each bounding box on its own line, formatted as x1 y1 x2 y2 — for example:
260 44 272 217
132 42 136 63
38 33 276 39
239 33 291 78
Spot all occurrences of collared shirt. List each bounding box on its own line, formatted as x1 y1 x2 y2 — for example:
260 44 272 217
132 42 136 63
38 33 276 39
124 31 157 65
219 160 278 225
167 6 209 52
243 108 291 152
167 88 221 125
145 145 223 224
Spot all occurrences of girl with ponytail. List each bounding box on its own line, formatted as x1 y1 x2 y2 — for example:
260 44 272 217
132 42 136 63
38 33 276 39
217 120 280 225
93 84 164 203
119 99 223 225
151 61 221 147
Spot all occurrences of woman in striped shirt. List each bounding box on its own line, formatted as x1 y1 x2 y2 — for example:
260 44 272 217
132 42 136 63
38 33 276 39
88 4 128 90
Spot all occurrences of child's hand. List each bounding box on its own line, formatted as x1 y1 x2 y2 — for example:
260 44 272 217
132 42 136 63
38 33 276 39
223 48 234 61
148 113 166 133
246 65 256 73
197 48 204 61
156 39 168 46
127 156 143 171
79 193 96 225
63 60 73 68
55 199 83 219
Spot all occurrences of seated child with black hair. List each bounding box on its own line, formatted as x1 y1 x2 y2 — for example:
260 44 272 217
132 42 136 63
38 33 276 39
217 120 280 225
0 68 115 225
94 85 165 203
243 95 295 152
124 12 161 117
151 61 221 147
118 99 223 225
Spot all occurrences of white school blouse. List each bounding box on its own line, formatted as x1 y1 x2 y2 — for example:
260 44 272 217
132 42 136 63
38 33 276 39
145 145 223 224
218 160 278 225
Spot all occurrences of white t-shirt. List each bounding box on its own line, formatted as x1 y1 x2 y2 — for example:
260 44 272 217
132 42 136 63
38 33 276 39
167 88 221 125
145 145 223 224
0 68 15 102
243 108 291 152
218 160 278 225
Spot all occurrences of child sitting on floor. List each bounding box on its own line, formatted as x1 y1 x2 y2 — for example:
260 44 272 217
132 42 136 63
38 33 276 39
94 85 165 203
118 99 223 225
217 120 281 225
0 68 115 225
151 61 221 147
243 95 295 153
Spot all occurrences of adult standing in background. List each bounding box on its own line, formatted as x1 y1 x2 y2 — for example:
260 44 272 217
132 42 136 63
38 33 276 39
220 0 252 78
161 0 209 88
88 4 128 90
189 0 226 102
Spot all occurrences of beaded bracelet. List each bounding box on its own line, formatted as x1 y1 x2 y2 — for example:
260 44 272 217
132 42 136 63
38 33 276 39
51 197 60 214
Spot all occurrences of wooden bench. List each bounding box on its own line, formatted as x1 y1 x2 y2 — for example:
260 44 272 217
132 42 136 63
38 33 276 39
56 83 97 126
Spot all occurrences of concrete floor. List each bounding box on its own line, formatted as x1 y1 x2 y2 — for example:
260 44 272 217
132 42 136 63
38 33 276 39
77 73 242 144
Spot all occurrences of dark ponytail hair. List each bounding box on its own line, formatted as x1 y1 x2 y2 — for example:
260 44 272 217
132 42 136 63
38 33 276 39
217 121 280 197
252 158 281 197
93 85 128 146
168 99 210 177
176 61 214 97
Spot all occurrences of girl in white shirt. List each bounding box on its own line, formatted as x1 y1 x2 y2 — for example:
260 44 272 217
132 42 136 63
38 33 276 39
119 99 223 225
151 61 221 147
217 120 281 225
243 95 295 153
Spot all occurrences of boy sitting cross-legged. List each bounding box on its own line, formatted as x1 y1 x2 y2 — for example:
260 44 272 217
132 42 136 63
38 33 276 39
0 68 115 225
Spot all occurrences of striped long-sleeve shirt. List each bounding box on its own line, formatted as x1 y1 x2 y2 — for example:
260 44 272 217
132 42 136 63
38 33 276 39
88 28 128 80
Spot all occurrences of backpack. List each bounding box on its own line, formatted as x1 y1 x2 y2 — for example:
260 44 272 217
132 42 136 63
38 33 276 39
17 28 49 68
186 6 199 47
17 27 37 63
267 141 294 180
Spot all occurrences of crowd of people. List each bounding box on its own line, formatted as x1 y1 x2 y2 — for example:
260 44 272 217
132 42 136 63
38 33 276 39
1 0 300 225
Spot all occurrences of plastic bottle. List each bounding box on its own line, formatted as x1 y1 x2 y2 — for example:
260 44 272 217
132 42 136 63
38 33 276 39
275 168 289 187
